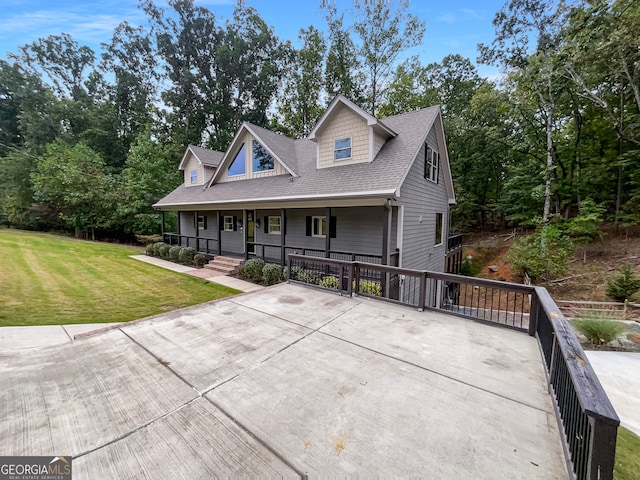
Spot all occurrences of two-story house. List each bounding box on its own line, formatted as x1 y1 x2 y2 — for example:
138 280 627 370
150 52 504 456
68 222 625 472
154 95 461 273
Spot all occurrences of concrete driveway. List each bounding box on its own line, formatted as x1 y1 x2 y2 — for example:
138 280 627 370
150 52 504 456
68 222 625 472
0 283 567 479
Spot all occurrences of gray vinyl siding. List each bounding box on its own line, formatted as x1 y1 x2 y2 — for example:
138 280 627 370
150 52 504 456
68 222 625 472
179 212 196 237
255 209 283 246
219 210 244 254
285 208 326 251
330 207 384 255
397 125 449 272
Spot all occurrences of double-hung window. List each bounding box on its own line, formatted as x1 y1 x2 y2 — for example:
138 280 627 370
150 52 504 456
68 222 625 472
223 216 234 231
424 146 439 183
197 215 207 230
268 216 281 234
312 216 327 237
334 137 351 160
190 169 198 184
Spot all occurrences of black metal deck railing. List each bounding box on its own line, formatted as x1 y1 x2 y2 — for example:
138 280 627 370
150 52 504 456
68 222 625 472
287 254 620 480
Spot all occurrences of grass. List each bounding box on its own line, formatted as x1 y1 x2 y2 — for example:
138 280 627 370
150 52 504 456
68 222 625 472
0 228 239 326
615 427 640 480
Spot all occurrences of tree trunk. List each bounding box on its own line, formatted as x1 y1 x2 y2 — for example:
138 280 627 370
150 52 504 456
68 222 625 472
542 105 554 225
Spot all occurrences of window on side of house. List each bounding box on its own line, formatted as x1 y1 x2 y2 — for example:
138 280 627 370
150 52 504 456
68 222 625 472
312 216 327 237
223 216 234 231
334 137 352 160
190 169 198 183
252 140 275 172
424 145 439 183
197 215 207 230
435 213 443 246
228 144 246 176
268 216 281 234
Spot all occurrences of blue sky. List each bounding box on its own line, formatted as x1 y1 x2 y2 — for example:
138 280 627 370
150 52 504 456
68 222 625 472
0 0 505 78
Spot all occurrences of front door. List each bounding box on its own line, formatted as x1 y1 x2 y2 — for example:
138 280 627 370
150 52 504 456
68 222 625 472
247 210 255 254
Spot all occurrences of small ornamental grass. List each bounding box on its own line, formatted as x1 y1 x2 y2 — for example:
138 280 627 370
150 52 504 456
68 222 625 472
571 315 626 346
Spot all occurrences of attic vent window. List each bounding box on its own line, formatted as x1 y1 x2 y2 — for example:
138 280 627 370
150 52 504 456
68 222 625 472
252 140 274 172
334 137 352 160
228 144 246 176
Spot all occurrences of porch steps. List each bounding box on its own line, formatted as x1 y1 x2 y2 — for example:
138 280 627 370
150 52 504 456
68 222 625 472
204 256 244 275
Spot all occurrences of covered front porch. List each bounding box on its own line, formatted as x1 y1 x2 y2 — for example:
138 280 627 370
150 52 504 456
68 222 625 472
161 204 401 267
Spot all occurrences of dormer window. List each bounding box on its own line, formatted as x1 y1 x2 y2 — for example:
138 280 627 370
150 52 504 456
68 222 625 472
252 140 274 172
334 137 352 160
190 169 198 183
228 144 246 176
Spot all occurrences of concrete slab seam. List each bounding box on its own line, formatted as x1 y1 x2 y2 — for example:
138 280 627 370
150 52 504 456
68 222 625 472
72 396 201 460
319 330 553 415
202 396 307 479
60 325 74 343
119 328 203 395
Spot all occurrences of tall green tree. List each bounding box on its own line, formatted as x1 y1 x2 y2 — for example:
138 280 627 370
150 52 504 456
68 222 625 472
352 0 425 115
116 129 182 234
31 141 114 238
278 26 326 137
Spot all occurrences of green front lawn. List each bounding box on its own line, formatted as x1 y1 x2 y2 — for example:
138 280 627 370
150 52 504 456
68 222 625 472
615 427 640 480
0 228 239 326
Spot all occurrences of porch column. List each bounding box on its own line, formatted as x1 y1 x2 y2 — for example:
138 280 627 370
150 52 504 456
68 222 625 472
177 212 181 246
217 210 222 256
325 207 331 258
280 208 286 266
382 204 390 265
194 210 199 252
160 211 165 239
243 209 248 261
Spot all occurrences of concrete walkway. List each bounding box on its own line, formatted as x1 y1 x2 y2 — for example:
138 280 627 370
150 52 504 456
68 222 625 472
0 283 567 479
586 351 640 436
131 254 263 292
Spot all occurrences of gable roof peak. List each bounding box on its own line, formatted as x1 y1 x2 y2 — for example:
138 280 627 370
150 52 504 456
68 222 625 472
307 95 396 141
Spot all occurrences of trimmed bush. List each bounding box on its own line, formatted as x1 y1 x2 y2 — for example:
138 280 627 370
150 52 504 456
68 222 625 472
243 258 265 282
169 246 181 262
193 254 207 268
152 242 165 256
262 263 283 286
178 247 196 265
356 280 382 296
319 275 339 289
159 243 171 259
145 243 155 256
572 316 626 345
606 264 640 301
298 269 322 285
283 266 303 281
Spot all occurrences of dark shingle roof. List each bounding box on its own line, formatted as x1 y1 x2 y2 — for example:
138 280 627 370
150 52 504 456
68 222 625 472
188 145 224 167
156 106 440 208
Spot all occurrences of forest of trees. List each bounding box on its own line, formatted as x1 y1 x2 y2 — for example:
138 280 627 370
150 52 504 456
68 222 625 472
0 0 638 240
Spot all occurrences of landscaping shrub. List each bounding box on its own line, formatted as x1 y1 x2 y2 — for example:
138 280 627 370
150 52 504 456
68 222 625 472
243 258 265 282
572 316 626 345
169 246 181 262
298 269 322 285
356 280 382 296
283 266 303 281
159 243 171 259
460 255 482 276
319 275 339 289
136 234 162 245
145 243 155 256
178 247 196 265
193 254 207 268
152 242 165 256
262 263 283 286
606 264 640 301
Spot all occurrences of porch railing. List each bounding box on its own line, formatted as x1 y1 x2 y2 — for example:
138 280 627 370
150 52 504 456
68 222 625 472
287 254 619 480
